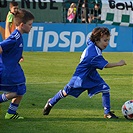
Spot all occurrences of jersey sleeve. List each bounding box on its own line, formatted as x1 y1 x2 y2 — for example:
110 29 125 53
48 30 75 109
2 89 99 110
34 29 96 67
91 55 108 70
0 36 16 52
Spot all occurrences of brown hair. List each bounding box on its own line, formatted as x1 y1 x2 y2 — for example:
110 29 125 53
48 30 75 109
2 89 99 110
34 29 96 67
9 1 18 8
14 8 34 26
90 27 110 43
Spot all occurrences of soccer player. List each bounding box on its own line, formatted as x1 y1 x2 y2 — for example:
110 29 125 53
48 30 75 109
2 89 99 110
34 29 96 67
0 8 34 119
43 27 126 119
5 1 19 39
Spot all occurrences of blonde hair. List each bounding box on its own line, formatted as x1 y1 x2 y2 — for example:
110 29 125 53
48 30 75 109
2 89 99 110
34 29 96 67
70 3 76 8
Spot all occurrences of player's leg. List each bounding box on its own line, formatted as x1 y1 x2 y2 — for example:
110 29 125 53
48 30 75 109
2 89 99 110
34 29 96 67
0 92 24 119
43 89 67 115
43 85 86 115
102 92 111 115
100 84 118 119
0 92 17 103
5 96 24 119
88 83 118 119
102 92 118 119
5 84 26 119
0 85 21 103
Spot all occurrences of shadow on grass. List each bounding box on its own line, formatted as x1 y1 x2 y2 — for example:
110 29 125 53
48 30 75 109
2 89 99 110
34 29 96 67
12 116 132 123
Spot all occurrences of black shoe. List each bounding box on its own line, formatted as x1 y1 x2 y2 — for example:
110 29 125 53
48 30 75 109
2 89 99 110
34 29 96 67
43 99 52 115
104 111 119 119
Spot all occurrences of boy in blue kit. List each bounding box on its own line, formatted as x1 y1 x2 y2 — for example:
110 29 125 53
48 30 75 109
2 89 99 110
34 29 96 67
0 9 34 119
43 27 126 119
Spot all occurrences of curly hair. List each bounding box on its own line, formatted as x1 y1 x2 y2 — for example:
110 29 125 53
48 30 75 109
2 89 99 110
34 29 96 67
90 27 110 43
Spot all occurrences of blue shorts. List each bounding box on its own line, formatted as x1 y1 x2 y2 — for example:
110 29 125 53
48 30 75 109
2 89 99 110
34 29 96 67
0 84 26 95
64 83 110 98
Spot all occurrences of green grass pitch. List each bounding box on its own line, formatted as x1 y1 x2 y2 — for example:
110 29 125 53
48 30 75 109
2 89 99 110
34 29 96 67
0 52 133 133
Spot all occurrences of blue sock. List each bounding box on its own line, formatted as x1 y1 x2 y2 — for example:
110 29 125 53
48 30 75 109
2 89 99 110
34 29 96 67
102 92 110 114
49 90 65 106
7 103 19 114
0 93 8 103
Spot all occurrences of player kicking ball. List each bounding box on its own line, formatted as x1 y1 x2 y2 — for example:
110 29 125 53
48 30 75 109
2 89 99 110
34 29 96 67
43 27 126 119
0 9 34 119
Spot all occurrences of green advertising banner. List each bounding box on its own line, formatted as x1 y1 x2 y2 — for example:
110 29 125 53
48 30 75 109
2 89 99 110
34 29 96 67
0 0 63 22
101 0 133 27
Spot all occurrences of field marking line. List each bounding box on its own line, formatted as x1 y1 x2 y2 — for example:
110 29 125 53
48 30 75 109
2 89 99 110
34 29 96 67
27 77 131 85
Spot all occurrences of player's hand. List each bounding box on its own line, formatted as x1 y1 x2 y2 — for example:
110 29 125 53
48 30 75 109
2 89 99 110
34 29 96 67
118 60 126 66
19 56 24 62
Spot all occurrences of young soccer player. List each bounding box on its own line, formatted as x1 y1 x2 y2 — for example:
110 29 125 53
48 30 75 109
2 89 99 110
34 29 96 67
0 8 34 119
43 27 126 119
5 1 19 39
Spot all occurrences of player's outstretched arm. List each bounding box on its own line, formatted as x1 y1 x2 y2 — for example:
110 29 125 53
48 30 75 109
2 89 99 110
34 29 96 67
105 60 126 68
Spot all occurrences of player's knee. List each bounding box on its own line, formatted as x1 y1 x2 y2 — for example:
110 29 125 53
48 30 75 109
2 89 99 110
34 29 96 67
62 90 67 97
5 92 17 100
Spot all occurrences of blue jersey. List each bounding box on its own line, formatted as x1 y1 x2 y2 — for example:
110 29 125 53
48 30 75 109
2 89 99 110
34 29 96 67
0 29 25 85
0 54 3 75
67 39 108 88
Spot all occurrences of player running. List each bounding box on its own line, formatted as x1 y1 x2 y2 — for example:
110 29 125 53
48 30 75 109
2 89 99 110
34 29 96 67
43 27 126 119
0 8 34 119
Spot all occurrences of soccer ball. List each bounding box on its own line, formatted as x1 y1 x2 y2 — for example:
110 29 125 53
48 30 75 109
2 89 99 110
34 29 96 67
122 100 133 120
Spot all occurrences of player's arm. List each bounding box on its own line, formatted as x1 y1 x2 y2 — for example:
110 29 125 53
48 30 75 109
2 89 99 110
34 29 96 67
5 22 11 39
19 56 24 62
105 60 126 68
0 46 3 54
